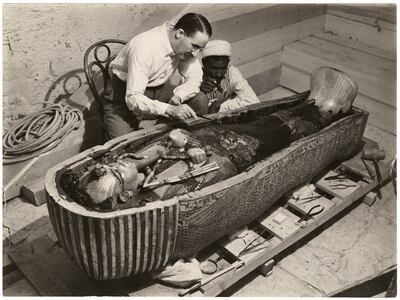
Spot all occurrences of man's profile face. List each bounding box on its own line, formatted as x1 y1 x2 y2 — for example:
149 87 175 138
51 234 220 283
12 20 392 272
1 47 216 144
202 56 229 84
175 29 209 59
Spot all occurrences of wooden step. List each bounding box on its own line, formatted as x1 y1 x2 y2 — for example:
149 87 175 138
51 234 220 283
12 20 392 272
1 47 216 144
325 4 396 26
301 35 395 74
239 52 281 96
258 86 295 102
324 14 396 53
210 4 324 44
281 41 396 108
280 66 396 135
313 32 396 61
231 15 325 66
179 3 274 24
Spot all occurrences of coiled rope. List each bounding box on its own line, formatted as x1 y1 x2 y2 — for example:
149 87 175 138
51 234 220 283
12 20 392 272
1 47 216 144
3 103 83 165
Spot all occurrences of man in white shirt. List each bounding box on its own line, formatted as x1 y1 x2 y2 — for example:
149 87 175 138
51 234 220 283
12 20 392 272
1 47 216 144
104 13 212 139
199 40 260 113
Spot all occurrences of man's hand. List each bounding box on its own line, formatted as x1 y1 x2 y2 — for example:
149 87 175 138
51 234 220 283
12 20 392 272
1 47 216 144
169 95 181 106
200 76 218 93
165 104 197 120
208 100 221 114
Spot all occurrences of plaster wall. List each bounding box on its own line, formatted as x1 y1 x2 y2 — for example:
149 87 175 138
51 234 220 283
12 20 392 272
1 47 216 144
3 3 186 131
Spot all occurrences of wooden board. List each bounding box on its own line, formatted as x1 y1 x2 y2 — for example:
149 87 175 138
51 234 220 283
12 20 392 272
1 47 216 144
221 229 269 262
259 207 301 241
324 14 396 53
211 4 324 43
179 3 274 24
313 32 396 61
315 171 362 199
8 235 103 296
231 15 325 66
281 41 396 108
288 195 335 215
301 35 396 74
3 277 39 296
325 4 396 25
239 51 281 96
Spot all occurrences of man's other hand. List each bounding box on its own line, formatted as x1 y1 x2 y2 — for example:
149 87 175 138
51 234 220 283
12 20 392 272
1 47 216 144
169 95 181 106
166 104 197 120
200 77 218 93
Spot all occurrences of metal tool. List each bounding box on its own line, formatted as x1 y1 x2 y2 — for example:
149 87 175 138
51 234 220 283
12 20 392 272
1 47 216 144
297 205 324 223
143 162 220 189
199 114 215 121
362 147 386 199
295 195 322 204
329 183 357 190
360 157 376 180
238 228 269 257
324 167 350 181
325 174 347 181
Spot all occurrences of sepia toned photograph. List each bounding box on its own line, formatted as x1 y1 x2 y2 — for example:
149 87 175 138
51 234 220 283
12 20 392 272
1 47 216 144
3 3 396 297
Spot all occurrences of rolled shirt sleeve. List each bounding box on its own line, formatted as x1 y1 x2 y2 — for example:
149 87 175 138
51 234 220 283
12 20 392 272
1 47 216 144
174 57 203 102
219 66 260 112
125 45 169 116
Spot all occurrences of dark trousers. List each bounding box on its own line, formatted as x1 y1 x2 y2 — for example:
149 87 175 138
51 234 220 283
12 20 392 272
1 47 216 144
102 76 209 140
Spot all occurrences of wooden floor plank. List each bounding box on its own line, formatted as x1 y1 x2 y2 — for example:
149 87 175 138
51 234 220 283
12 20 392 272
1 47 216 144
3 270 24 288
8 235 103 296
3 278 39 296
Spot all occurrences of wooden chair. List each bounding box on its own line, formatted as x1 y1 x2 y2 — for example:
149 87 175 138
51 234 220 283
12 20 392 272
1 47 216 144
83 39 127 140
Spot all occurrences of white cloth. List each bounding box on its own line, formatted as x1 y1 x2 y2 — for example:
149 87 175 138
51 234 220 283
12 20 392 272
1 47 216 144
201 40 232 58
110 22 203 116
208 65 260 112
151 258 202 288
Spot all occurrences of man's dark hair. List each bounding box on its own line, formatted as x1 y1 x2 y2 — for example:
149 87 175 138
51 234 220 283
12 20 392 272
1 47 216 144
174 13 212 37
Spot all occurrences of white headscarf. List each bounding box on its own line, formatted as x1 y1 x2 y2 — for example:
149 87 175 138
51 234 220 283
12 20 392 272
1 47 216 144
201 40 232 59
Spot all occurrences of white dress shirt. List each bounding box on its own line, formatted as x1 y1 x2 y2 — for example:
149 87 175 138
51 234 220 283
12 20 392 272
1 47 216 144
110 22 203 116
207 65 260 112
